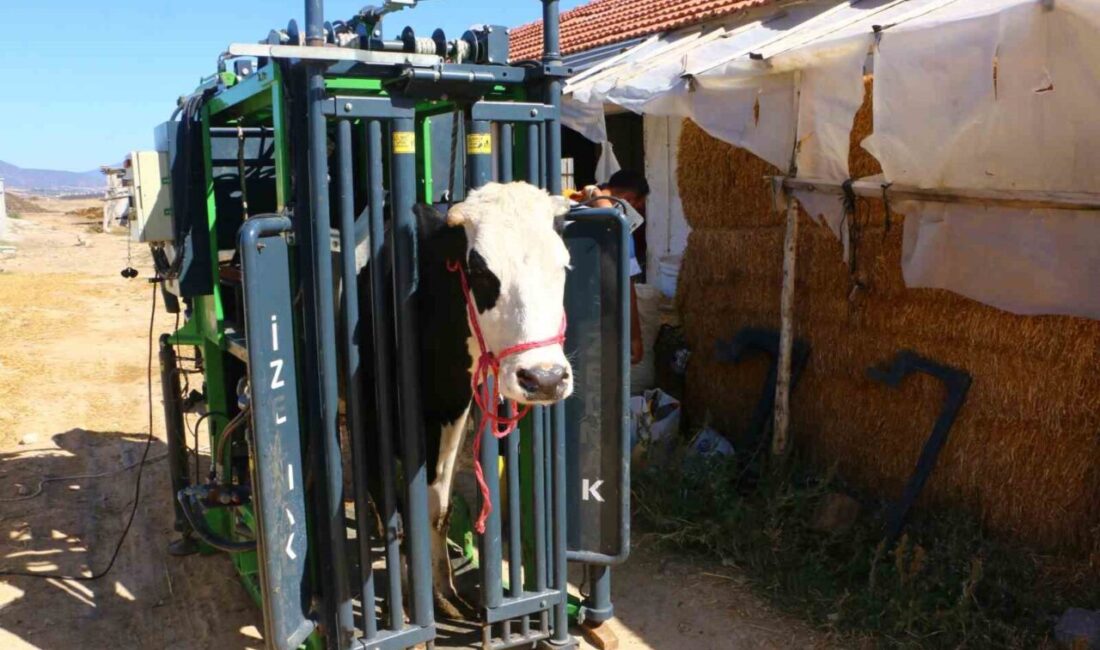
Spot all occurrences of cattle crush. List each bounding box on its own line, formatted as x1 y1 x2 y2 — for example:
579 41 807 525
134 1 631 649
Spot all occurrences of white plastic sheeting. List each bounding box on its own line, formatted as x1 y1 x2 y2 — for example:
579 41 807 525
643 116 690 273
864 0 1100 318
564 0 1100 319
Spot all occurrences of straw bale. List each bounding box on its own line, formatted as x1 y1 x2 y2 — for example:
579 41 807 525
849 76 881 179
676 73 1100 554
677 120 783 230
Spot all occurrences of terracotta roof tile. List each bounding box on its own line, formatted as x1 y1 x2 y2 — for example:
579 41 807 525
509 0 773 62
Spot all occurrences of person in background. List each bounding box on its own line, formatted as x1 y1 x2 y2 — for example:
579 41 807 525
570 170 651 365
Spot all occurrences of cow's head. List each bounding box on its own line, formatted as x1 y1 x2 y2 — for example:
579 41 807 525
420 182 574 405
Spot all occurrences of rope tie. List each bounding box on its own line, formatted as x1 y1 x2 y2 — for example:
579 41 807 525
447 259 566 534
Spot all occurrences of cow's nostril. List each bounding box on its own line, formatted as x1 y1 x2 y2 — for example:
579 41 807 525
516 368 541 393
516 364 568 396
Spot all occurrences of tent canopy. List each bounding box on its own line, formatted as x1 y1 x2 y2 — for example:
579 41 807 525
564 0 1100 319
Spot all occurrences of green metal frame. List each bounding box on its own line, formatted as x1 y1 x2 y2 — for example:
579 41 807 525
170 57 565 648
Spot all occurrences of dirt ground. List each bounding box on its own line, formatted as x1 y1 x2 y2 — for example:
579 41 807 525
0 200 829 649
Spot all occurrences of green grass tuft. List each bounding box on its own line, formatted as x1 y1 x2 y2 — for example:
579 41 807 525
633 447 1099 648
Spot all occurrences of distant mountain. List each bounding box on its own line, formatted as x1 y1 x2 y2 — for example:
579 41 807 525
0 160 103 192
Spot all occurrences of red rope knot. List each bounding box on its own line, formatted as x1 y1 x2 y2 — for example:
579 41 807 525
447 258 567 534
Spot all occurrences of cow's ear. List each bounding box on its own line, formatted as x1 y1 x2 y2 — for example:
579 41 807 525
414 203 449 239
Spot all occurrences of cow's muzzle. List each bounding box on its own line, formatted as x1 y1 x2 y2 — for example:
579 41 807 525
516 363 571 402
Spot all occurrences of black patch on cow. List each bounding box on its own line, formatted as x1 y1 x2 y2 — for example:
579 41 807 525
466 249 501 314
414 202 475 483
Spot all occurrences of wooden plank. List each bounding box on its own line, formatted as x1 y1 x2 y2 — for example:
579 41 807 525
782 177 1100 211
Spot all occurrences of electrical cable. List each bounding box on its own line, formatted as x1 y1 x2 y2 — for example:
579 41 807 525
0 283 160 581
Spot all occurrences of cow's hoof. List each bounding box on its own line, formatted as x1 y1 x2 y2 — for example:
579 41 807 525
434 588 475 621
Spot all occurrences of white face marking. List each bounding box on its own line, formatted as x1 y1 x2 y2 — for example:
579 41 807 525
448 182 574 404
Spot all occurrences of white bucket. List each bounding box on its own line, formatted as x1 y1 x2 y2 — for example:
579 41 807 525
657 254 682 299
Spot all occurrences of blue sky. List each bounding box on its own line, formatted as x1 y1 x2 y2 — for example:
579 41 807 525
0 0 585 172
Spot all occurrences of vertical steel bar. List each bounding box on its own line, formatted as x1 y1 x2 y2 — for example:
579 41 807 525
304 0 325 46
366 119 405 629
542 406 553 591
541 3 572 642
479 379 504 610
499 123 513 184
506 423 523 598
550 402 570 645
158 334 192 543
526 124 540 186
391 115 435 629
468 119 493 189
337 119 378 640
584 566 613 623
305 39 355 645
532 406 547 593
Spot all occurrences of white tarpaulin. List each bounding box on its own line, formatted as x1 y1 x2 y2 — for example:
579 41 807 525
564 0 1100 319
863 0 1100 318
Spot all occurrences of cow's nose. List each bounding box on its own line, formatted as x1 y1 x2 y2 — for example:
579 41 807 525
516 364 569 398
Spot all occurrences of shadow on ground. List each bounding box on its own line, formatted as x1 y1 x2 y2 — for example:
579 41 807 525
0 429 261 650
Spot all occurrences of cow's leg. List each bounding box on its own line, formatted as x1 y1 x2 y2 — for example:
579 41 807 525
428 405 472 618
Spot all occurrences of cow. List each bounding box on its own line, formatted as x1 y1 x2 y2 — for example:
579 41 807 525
361 181 575 618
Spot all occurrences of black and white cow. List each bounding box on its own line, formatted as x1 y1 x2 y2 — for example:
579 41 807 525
365 182 575 617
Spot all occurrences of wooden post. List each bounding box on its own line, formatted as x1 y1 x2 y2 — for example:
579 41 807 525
773 188 799 457
772 70 802 459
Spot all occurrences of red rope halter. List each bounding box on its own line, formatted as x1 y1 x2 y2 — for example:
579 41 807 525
447 259 567 534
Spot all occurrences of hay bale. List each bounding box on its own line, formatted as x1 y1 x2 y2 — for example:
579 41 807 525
677 120 783 230
676 73 1100 554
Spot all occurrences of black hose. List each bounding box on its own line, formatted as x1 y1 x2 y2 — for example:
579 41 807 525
176 490 257 554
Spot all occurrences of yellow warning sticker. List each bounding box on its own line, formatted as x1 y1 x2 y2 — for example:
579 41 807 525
466 133 492 155
393 132 416 155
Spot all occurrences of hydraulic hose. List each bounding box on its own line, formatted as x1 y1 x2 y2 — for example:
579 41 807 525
176 490 257 554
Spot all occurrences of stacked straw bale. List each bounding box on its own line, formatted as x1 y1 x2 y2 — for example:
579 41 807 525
676 78 1100 554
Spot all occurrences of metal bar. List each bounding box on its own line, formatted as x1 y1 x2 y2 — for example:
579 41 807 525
490 630 551 650
391 115 435 631
526 124 540 186
403 67 521 86
359 624 437 650
532 406 547 593
583 566 613 624
499 123 514 184
550 402 570 645
306 53 355 647
338 119 378 640
781 176 1100 212
467 119 493 189
506 419 522 597
542 406 552 592
209 126 276 137
239 215 315 650
479 380 504 610
471 102 558 124
305 0 325 46
485 589 562 624
228 42 440 67
365 119 405 630
159 334 192 541
325 97 424 120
